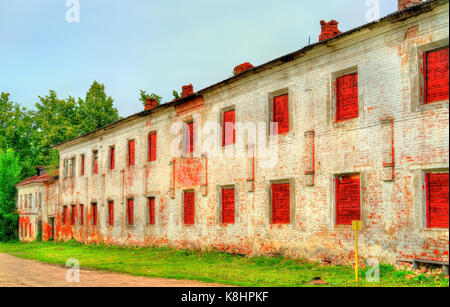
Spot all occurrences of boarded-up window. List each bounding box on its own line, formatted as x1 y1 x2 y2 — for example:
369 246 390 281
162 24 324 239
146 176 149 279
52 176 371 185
110 147 115 170
70 205 76 225
148 133 157 162
128 139 135 166
80 154 85 176
426 173 449 229
108 201 114 226
271 183 290 224
62 206 68 225
185 122 194 154
273 94 289 134
127 199 134 225
336 174 361 225
147 197 156 225
92 151 98 174
424 47 449 104
79 204 84 225
336 73 358 121
222 110 236 146
221 188 235 224
184 191 195 225
91 204 98 226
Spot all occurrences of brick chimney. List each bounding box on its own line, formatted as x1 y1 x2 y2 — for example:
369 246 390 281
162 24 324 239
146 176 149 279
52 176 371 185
145 98 158 111
181 84 194 98
319 20 342 42
398 0 423 10
234 62 254 75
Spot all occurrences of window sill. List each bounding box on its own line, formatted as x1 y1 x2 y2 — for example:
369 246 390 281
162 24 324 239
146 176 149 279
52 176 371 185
417 100 448 112
421 228 449 233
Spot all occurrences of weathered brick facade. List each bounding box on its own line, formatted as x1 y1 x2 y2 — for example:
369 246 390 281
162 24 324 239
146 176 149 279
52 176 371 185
18 0 449 265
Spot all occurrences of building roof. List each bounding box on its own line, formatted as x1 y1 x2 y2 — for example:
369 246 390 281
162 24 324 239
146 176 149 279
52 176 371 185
16 173 57 187
53 0 447 150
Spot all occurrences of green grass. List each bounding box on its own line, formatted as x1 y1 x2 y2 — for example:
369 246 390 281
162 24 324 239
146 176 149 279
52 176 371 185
0 241 448 287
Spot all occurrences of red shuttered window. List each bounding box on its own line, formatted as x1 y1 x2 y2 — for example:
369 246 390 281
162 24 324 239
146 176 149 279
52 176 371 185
62 206 68 225
91 204 98 226
271 183 290 224
148 197 156 225
273 94 289 134
108 201 114 226
148 133 157 162
92 151 98 174
336 174 361 225
70 205 76 225
127 199 134 225
81 154 85 176
184 191 195 225
109 147 115 170
79 204 84 226
222 110 236 146
221 188 235 224
426 173 449 229
424 47 449 104
128 139 135 166
336 73 359 121
185 122 194 154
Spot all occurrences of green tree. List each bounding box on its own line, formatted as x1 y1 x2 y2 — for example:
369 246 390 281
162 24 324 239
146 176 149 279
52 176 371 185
172 90 180 100
0 149 21 241
78 81 120 135
139 90 162 107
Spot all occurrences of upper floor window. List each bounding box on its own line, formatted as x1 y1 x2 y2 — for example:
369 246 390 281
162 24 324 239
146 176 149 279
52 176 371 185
148 133 157 162
128 139 135 166
222 109 236 146
335 72 358 121
424 46 449 104
63 159 69 178
272 94 289 134
184 122 194 155
425 172 449 229
109 146 115 170
70 157 76 177
80 154 85 176
92 150 98 174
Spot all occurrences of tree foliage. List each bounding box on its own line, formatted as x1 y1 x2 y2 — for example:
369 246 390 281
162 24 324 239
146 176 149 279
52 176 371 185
0 149 21 241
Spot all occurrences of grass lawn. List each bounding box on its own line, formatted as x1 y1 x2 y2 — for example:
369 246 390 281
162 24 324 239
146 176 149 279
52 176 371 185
0 241 448 287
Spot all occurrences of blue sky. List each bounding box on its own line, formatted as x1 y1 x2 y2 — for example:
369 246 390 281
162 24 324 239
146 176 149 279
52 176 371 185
0 0 398 117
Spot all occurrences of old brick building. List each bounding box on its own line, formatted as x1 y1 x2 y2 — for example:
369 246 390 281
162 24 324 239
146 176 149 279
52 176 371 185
18 0 449 265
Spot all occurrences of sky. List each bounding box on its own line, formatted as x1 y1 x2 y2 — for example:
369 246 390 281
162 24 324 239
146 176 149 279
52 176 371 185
0 0 398 117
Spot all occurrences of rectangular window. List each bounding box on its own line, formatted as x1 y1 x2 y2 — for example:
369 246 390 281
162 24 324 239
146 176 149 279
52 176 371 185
63 159 68 178
79 204 84 225
109 146 115 170
127 199 134 225
336 72 358 121
147 197 156 225
108 201 114 226
92 151 98 174
128 139 135 166
425 173 449 229
184 191 195 225
271 183 290 224
80 154 85 176
70 157 76 177
221 188 235 224
336 174 361 225
148 133 157 162
273 94 289 134
91 203 98 226
70 205 76 225
62 206 68 225
424 46 449 104
222 110 236 146
185 122 194 154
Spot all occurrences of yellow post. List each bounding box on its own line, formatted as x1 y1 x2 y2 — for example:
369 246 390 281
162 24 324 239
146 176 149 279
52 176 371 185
352 220 362 283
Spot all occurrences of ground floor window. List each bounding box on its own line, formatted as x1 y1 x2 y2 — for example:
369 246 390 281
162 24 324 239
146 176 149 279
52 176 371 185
271 183 290 224
425 172 449 229
335 174 361 226
127 199 134 226
184 191 195 225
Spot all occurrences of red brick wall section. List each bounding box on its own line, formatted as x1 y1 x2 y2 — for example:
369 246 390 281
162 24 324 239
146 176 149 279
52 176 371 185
184 191 195 225
336 174 361 225
425 47 449 104
336 73 358 121
182 84 194 98
398 0 423 11
221 188 235 224
271 183 290 224
319 20 342 42
222 110 236 146
426 173 449 229
234 63 254 75
273 94 289 134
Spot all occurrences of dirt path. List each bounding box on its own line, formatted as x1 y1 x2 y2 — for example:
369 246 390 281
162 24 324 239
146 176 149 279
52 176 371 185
0 253 226 287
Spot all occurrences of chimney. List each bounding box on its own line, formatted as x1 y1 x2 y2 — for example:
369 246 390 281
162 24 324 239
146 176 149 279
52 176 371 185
233 62 254 75
319 20 342 42
145 98 158 111
398 0 423 11
181 84 194 98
